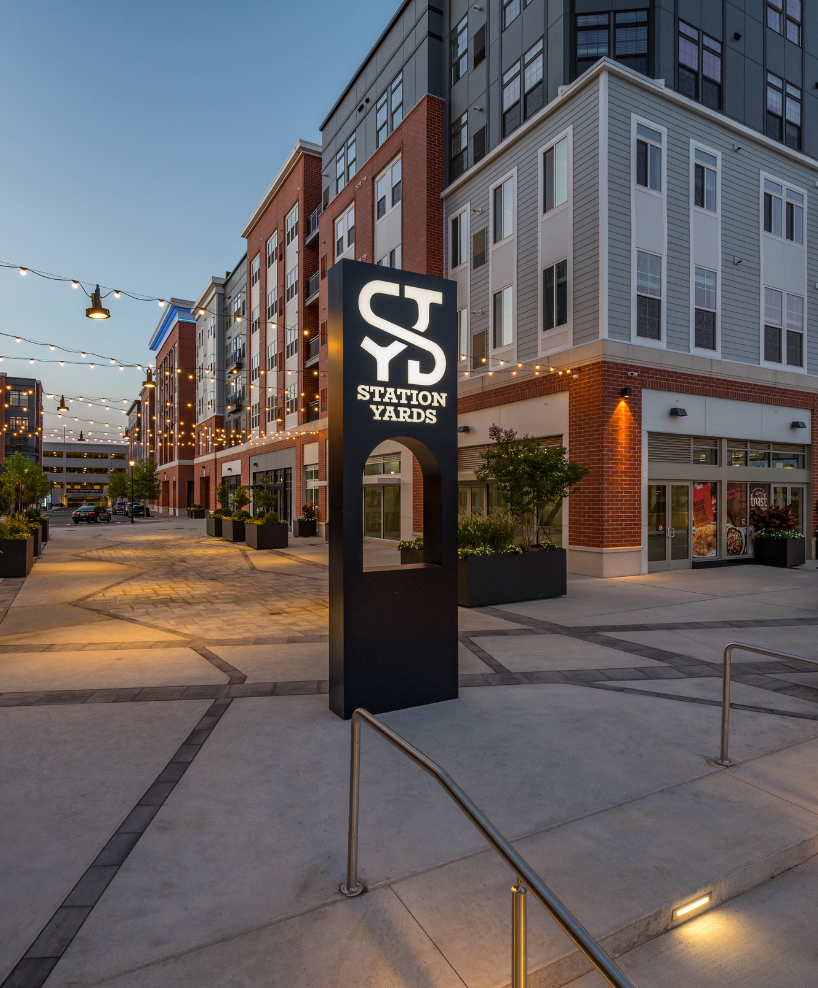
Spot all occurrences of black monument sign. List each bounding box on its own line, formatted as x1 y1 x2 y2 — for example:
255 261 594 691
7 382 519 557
328 260 458 719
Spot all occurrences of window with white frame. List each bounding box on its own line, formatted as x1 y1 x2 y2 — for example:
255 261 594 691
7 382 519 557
503 0 520 29
250 255 260 287
763 178 804 244
267 340 278 371
493 177 514 243
266 393 278 422
251 305 260 334
523 40 544 118
543 137 568 213
452 15 468 84
502 61 521 137
285 204 298 245
377 246 402 268
267 232 278 267
266 287 278 322
376 159 401 220
250 354 260 381
251 402 260 429
285 327 298 359
764 288 803 367
493 286 513 348
694 148 717 211
694 267 717 350
543 261 568 331
285 383 297 415
335 206 355 259
636 123 662 192
636 251 661 340
285 266 298 302
451 112 468 179
451 210 468 269
458 309 468 361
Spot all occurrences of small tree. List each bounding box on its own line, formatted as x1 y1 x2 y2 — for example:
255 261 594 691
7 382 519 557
476 425 589 546
0 453 51 514
215 480 231 511
232 485 250 513
133 458 160 507
253 484 277 516
107 470 130 502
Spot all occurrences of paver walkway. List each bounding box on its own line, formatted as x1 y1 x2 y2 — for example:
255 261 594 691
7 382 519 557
1 514 817 987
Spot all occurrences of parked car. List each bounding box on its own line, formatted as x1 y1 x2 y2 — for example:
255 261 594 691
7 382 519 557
72 505 111 524
125 502 146 517
112 502 126 515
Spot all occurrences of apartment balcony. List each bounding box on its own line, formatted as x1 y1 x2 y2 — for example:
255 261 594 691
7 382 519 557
305 271 320 306
305 400 320 423
305 335 320 367
226 348 245 372
304 204 322 246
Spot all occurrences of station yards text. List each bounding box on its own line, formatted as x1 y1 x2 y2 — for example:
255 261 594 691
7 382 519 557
357 385 446 423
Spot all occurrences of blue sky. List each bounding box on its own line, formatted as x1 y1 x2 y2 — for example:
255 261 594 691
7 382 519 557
0 0 388 442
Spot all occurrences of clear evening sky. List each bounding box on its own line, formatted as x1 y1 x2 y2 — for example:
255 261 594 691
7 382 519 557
0 0 387 442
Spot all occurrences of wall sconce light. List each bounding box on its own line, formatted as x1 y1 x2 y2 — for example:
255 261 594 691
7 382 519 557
620 387 632 399
670 407 688 417
734 32 742 40
457 425 470 433
791 420 807 429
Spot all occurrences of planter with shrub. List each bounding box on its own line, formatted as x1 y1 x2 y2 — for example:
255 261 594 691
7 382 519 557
0 515 34 577
26 509 48 543
206 510 225 537
245 512 289 549
751 504 806 568
187 503 206 519
398 537 425 565
222 510 250 543
293 502 317 538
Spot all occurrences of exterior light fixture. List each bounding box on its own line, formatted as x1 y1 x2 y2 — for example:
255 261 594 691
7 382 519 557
620 387 632 399
86 285 110 320
142 368 156 389
669 407 687 417
456 426 470 433
791 420 807 429
674 894 710 919
77 431 85 441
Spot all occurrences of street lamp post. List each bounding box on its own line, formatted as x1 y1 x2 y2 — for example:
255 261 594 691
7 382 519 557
129 460 135 524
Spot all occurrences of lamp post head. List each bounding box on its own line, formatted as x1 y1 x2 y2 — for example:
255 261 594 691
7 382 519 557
57 395 68 412
85 285 110 320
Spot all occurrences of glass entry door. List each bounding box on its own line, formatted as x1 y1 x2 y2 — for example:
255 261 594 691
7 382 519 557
648 483 691 571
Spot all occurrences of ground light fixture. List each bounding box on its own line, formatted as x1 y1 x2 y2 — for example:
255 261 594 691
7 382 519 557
85 285 110 320
673 894 711 920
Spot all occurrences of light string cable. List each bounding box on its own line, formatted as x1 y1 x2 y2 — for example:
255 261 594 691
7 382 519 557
0 331 148 369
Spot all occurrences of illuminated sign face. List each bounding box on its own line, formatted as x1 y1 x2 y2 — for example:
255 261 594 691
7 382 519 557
357 280 447 423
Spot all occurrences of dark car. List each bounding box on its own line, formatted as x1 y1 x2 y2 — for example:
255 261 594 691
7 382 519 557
72 505 111 524
112 502 126 515
125 502 145 517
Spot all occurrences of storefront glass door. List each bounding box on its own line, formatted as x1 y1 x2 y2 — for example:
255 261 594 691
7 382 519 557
773 486 805 533
648 483 691 571
363 486 401 540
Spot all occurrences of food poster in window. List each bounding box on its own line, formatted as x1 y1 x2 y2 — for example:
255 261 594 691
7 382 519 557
748 484 769 554
692 481 718 557
726 484 749 556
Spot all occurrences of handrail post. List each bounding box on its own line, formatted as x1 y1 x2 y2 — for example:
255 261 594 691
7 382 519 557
340 713 364 896
511 878 527 988
716 644 734 767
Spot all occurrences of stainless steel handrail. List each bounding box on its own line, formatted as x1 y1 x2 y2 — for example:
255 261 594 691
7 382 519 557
340 708 638 988
718 642 818 766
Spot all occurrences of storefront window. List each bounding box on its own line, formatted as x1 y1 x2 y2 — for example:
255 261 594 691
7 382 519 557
692 482 718 557
726 484 749 556
692 444 718 465
749 449 770 468
363 486 401 540
773 485 804 532
772 450 805 469
305 464 319 507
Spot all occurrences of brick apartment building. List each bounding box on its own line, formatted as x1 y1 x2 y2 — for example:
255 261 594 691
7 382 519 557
1 375 43 467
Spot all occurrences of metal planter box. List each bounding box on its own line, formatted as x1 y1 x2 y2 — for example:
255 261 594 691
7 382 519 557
40 518 49 543
187 509 206 519
458 548 567 608
0 537 34 577
400 548 425 565
293 519 317 538
31 526 41 557
206 516 223 537
245 523 289 550
754 537 806 568
221 519 246 543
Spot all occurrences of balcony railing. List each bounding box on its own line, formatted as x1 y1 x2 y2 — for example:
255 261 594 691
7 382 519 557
306 271 320 305
305 335 320 366
226 347 245 370
305 203 322 245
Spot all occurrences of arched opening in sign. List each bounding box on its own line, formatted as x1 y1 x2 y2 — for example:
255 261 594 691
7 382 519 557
361 436 442 571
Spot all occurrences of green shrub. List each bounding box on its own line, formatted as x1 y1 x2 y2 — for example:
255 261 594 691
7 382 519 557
0 514 34 540
397 536 423 551
231 510 251 521
260 511 280 525
458 510 516 554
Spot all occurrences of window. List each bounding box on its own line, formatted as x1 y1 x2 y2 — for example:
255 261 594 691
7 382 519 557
390 72 403 130
347 133 356 181
763 179 804 244
336 147 345 188
285 266 298 302
786 294 804 366
452 15 468 84
767 74 801 149
543 261 568 331
764 288 783 363
472 329 486 369
9 391 28 406
375 74 402 148
503 0 519 30
768 0 782 31
335 206 355 259
694 268 717 350
761 288 803 367
493 177 513 243
473 228 487 268
458 309 468 361
285 204 298 245
544 137 568 213
473 126 486 164
286 383 297 415
267 340 278 371
493 287 513 348
251 402 260 429
473 25 486 68
251 354 260 381
251 305 260 334
452 112 468 179
377 246 402 268
576 14 609 76
9 416 28 432
615 11 648 75
768 0 801 45
266 287 278 322
678 22 721 110
266 394 278 423
285 327 298 359
376 159 401 220
250 255 260 287
636 123 662 192
376 92 388 146
502 62 521 137
694 149 717 212
787 0 802 45
636 251 661 340
451 210 468 269
524 40 544 118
